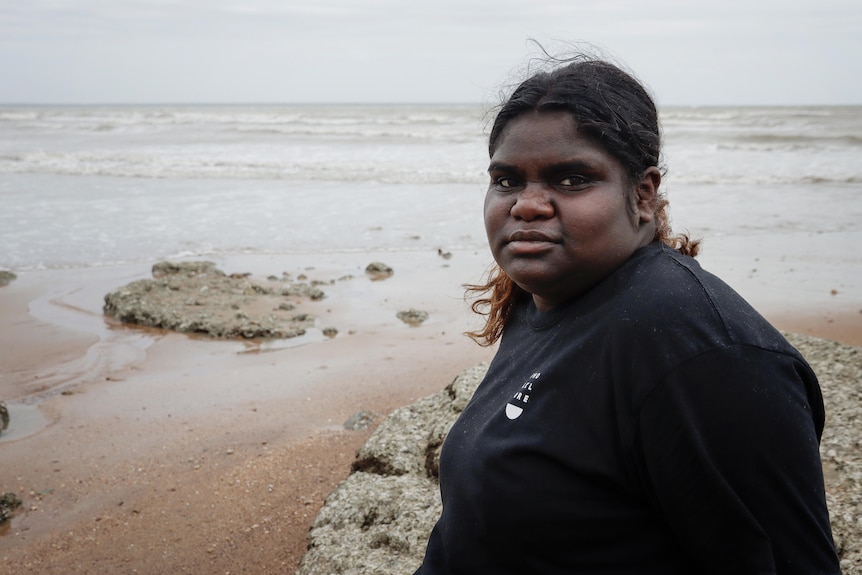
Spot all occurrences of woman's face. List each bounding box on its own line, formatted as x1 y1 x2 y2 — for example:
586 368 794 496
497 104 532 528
485 110 658 311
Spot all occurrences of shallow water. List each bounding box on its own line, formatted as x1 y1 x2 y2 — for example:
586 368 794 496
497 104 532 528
0 403 48 444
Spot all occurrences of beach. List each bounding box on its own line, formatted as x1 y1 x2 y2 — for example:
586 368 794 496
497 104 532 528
0 234 860 573
0 103 860 572
0 248 498 573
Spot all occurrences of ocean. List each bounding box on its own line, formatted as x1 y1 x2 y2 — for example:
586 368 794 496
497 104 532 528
1 104 860 271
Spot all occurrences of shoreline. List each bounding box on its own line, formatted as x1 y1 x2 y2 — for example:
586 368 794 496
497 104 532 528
1 244 860 573
0 249 498 573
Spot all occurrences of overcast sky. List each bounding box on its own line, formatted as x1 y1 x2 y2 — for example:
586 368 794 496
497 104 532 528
1 0 860 106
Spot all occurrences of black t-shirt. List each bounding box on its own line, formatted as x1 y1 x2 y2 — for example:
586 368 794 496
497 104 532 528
416 243 839 575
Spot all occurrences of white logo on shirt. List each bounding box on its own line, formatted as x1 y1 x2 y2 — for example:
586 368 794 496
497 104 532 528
506 372 540 420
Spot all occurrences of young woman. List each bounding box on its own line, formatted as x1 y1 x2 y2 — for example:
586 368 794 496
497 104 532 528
414 57 840 574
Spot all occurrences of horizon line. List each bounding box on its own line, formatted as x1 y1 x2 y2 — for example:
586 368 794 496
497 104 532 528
1 101 861 108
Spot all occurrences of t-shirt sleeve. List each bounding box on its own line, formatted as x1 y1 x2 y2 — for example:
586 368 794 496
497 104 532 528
635 344 840 575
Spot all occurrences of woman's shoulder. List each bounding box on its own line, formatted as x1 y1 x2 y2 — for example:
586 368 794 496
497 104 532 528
615 243 798 358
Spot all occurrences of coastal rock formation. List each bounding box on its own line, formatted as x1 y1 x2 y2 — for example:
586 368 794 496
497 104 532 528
296 334 862 575
296 363 486 575
799 333 862 573
103 261 325 339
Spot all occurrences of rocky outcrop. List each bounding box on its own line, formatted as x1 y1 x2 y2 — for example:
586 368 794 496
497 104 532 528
103 261 325 339
295 363 487 575
0 270 16 287
798 333 862 573
0 401 8 434
296 334 862 575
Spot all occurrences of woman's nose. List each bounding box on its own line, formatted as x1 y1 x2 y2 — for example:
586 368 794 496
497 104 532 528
509 182 554 220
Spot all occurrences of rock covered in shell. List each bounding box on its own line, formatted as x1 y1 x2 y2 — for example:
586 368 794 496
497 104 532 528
788 332 862 573
295 364 488 575
103 261 324 339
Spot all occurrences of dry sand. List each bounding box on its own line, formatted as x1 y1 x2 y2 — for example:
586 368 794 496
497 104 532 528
0 242 860 574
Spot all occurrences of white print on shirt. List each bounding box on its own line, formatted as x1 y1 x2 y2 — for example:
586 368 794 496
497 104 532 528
505 372 541 420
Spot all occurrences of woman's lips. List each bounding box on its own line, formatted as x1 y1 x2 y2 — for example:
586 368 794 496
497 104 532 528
506 230 559 254
509 230 558 242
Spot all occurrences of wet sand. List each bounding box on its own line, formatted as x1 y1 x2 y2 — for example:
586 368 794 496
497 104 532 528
0 249 497 573
0 240 860 574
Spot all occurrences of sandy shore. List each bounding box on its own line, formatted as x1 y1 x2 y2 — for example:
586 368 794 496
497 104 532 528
1 239 860 574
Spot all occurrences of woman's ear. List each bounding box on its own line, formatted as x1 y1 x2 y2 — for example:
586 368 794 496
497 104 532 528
635 167 661 224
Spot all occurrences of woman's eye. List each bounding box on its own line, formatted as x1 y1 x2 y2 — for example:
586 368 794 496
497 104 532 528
560 175 589 187
493 177 518 189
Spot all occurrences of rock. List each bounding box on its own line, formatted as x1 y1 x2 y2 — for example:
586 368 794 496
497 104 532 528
344 410 378 431
298 335 862 575
296 364 488 575
300 473 441 575
151 260 220 278
0 492 22 523
787 333 862 573
104 261 322 339
282 284 326 301
323 327 339 339
0 401 8 433
365 262 393 281
396 309 429 327
0 270 16 287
